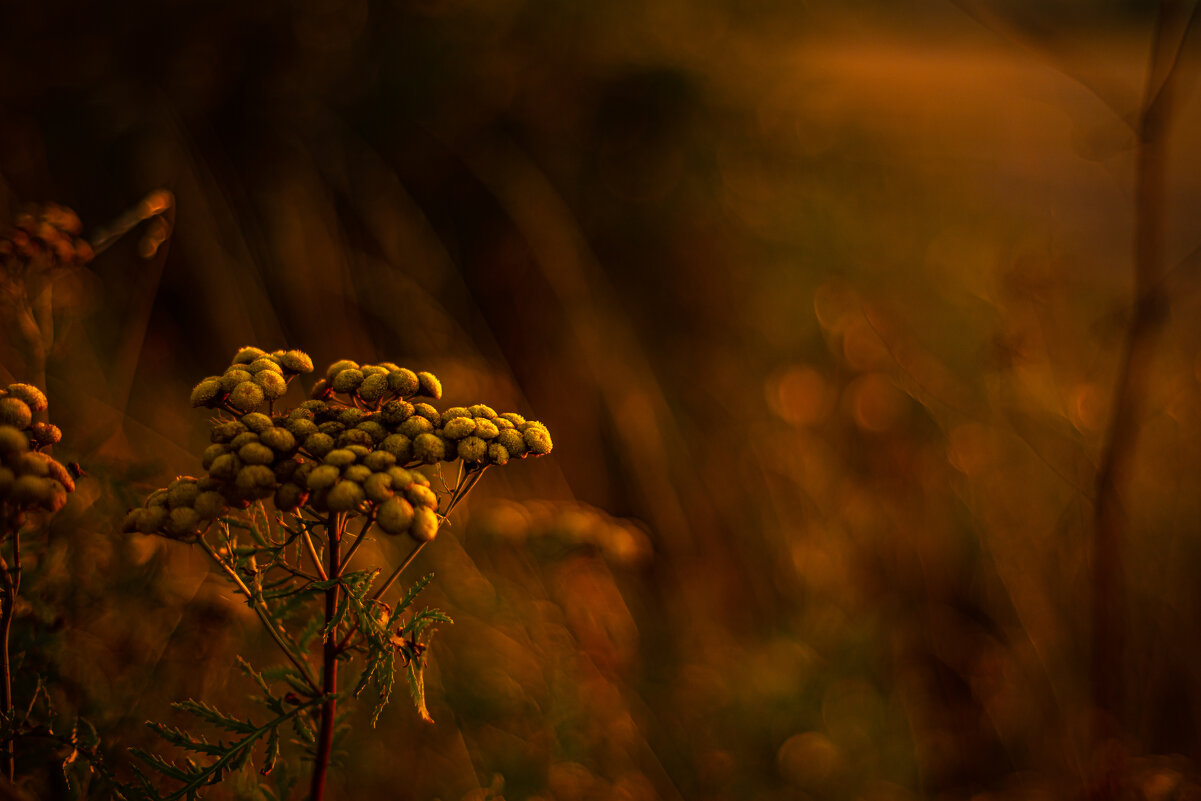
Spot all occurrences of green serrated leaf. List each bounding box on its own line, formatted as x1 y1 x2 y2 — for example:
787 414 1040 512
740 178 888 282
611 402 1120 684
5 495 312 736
405 658 434 724
172 699 257 734
130 747 194 782
237 655 272 697
391 573 434 623
146 722 227 756
370 649 396 727
261 725 280 776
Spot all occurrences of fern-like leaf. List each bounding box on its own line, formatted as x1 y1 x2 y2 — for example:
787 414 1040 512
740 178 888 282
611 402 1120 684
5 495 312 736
171 699 257 734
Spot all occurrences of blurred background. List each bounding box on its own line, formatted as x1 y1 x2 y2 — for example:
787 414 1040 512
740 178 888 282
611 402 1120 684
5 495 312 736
2 0 1201 799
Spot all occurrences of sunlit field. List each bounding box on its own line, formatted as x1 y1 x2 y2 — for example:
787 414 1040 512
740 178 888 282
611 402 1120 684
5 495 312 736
1 2 1200 799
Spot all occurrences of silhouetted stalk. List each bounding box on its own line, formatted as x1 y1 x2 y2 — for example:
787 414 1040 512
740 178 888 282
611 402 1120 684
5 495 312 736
1091 2 1197 753
0 532 21 782
310 514 344 801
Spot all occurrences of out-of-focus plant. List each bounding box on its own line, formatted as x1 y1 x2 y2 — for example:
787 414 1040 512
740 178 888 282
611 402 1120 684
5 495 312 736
120 347 552 801
0 383 80 786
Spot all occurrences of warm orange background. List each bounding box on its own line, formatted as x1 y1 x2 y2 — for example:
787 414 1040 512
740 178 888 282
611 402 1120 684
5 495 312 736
2 2 1200 799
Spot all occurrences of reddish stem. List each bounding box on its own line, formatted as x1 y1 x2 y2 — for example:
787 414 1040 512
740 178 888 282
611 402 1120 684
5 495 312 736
309 515 342 801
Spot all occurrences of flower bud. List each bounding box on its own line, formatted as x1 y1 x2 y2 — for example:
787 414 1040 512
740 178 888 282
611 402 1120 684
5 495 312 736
274 457 300 482
30 422 62 446
307 464 341 491
318 421 345 437
0 426 28 456
229 432 261 450
362 451 395 471
387 369 419 396
402 484 436 512
335 428 371 450
342 465 371 484
139 506 169 534
499 412 526 426
358 373 389 402
487 443 510 466
303 433 336 458
310 379 334 400
441 407 471 421
323 448 357 468
496 429 526 457
380 434 413 462
17 452 50 477
221 369 253 393
381 400 414 426
457 436 487 464
468 404 496 420
353 421 385 443
6 384 47 413
416 371 442 400
190 378 224 407
376 496 414 535
168 507 201 538
211 420 248 443
327 479 365 512
229 381 265 413
233 346 269 365
522 423 553 455
286 417 319 438
399 416 433 439
386 466 415 487
412 432 445 463
409 506 439 542
0 398 32 429
274 482 309 511
236 465 276 498
441 416 476 440
241 412 274 433
363 471 394 503
473 418 500 440
45 481 69 512
260 427 297 453
46 459 74 493
346 444 372 459
194 491 227 520
295 401 324 417
208 453 241 481
326 360 360 381
331 368 365 394
254 370 288 401
166 478 200 509
279 350 314 374
239 442 275 466
246 358 284 376
11 475 50 505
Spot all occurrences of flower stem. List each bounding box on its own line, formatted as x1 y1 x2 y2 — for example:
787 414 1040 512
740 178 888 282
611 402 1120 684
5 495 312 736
310 514 343 801
0 529 22 782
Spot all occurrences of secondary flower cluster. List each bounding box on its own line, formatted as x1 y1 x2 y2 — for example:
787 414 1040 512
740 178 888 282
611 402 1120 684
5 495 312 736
0 203 94 273
125 349 553 543
0 383 76 530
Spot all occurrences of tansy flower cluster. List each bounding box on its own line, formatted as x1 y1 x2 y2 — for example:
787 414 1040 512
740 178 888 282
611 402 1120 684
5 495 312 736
0 383 76 531
124 348 552 543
